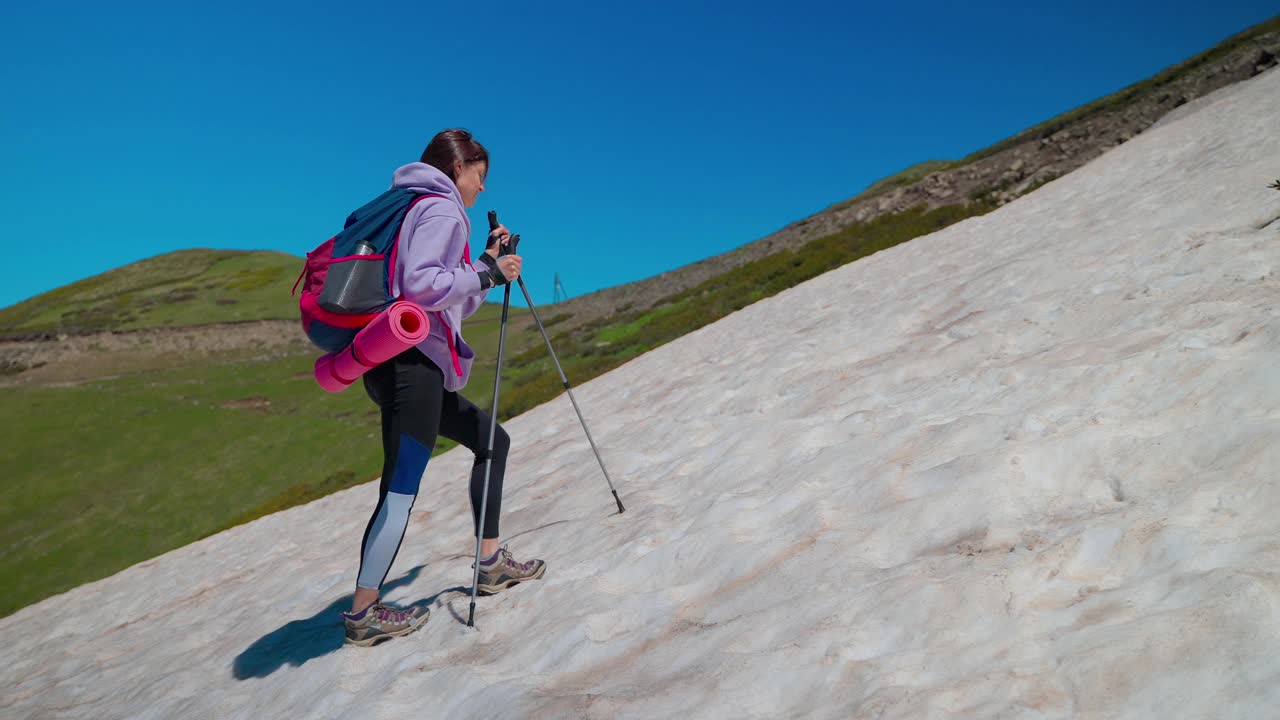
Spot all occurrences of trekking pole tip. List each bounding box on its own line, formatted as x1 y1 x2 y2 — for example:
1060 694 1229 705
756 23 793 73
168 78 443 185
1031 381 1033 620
467 602 476 628
613 490 625 514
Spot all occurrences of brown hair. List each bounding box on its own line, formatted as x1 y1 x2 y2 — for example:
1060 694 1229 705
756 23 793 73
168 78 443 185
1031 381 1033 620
419 129 489 182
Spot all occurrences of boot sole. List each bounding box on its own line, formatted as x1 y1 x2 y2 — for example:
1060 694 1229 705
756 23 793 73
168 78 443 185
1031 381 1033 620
477 564 547 595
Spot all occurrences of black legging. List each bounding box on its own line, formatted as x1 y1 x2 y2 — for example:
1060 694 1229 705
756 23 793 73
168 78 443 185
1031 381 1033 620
354 348 509 590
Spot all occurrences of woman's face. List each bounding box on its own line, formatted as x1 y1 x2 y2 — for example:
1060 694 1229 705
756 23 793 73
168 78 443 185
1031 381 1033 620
454 161 487 208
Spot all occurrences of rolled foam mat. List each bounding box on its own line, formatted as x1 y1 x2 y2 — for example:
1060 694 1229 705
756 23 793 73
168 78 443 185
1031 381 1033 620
314 301 430 392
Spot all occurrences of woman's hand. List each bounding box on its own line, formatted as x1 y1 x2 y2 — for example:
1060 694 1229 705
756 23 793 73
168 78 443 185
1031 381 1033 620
485 224 512 259
495 254 522 282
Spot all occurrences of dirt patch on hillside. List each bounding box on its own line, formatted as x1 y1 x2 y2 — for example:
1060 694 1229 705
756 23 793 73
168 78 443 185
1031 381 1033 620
220 396 274 413
0 320 312 386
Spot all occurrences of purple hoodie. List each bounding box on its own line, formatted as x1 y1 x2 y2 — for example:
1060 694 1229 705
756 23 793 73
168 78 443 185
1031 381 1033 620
390 162 493 391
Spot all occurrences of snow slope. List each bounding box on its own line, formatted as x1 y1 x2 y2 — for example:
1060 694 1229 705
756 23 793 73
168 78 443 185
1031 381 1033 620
3 68 1279 720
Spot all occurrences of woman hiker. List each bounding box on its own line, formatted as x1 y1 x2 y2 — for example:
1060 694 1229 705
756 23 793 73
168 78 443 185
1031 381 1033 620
339 129 547 647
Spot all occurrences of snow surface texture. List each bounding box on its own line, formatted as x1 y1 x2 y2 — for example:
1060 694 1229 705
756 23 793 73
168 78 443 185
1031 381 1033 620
4 68 1279 720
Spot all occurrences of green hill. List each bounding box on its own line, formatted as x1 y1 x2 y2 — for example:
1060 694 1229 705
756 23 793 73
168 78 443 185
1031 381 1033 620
0 249 304 338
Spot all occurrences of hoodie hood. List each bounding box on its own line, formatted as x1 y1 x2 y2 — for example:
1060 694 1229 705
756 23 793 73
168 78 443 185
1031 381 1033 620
391 162 470 236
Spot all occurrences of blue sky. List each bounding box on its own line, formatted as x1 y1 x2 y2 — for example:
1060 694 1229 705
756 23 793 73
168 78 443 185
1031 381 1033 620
1 1 1275 309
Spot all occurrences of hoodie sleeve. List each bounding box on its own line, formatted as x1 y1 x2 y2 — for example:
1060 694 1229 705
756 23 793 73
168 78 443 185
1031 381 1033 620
397 215 485 312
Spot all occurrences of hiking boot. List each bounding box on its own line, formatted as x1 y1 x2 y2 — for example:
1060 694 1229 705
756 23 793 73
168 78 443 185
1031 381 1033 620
340 599 428 647
477 546 546 595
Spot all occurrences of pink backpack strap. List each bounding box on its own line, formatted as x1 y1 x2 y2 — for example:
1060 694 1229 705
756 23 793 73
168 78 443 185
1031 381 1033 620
447 242 477 375
435 312 464 377
462 241 476 271
388 194 446 293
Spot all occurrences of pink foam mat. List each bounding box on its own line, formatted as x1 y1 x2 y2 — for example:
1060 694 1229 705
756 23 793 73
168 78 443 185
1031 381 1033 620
314 301 430 392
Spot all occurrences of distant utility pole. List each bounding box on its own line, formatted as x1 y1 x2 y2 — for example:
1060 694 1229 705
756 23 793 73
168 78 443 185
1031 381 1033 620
553 273 569 303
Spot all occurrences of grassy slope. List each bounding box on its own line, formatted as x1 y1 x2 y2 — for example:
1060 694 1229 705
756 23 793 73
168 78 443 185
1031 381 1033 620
4 16 1275 618
2 340 465 607
3 356 380 607
0 298 546 617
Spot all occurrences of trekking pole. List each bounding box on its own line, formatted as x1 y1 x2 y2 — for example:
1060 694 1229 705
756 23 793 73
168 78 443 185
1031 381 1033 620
489 213 625 514
467 214 519 629
511 277 624 514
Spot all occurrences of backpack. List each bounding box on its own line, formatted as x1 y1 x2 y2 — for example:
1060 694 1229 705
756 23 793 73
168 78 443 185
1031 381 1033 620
293 189 441 352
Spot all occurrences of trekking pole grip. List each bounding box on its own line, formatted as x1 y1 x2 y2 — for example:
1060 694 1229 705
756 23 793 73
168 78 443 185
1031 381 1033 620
488 210 519 257
488 210 520 257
